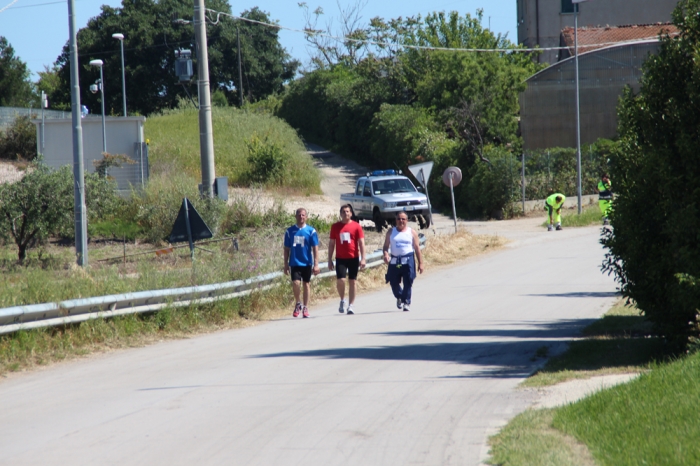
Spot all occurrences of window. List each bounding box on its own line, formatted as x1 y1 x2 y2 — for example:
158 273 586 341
561 0 575 13
363 182 372 197
355 181 363 196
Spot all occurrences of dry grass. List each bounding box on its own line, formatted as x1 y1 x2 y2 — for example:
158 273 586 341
0 228 505 377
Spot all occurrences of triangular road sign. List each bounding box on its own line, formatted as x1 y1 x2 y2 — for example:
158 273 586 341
169 198 213 244
408 162 434 189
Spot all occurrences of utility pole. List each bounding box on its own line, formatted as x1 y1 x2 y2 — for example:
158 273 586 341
67 0 88 266
194 0 215 197
237 26 243 107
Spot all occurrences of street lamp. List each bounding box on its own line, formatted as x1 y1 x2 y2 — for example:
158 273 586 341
572 0 589 215
89 59 107 153
112 33 127 117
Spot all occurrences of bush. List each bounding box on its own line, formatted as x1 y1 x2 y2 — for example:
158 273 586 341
602 0 700 353
0 115 36 161
123 172 226 244
243 134 287 185
464 146 521 219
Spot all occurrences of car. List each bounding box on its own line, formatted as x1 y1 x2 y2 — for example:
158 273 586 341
340 170 431 232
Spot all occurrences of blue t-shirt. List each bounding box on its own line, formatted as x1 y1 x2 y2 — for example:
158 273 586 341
284 224 319 267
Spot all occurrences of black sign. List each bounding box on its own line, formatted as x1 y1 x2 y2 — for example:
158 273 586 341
169 198 213 244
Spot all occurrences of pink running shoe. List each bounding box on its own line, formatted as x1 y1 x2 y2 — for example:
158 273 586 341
302 306 310 318
293 302 302 318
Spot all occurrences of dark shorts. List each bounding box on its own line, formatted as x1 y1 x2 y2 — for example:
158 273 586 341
291 266 313 283
335 257 360 280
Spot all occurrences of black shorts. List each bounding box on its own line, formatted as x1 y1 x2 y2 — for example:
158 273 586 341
291 266 313 283
335 257 360 280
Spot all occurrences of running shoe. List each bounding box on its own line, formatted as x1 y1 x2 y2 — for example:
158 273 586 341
293 302 301 318
396 298 403 309
556 225 563 231
347 305 354 315
338 300 345 313
302 306 310 318
403 303 410 312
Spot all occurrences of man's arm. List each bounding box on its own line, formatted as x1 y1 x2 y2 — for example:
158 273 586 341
412 229 424 274
358 238 366 269
382 229 392 264
327 239 336 271
312 245 320 275
283 246 290 275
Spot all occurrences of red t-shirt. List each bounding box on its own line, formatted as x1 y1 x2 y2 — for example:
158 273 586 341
330 220 364 259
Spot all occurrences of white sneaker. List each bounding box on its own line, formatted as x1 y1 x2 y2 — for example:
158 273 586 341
347 305 354 315
338 300 345 314
547 224 554 232
396 298 403 309
403 303 410 312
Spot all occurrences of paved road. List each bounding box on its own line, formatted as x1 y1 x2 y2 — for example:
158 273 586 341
0 223 617 465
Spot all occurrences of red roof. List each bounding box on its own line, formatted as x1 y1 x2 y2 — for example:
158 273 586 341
560 23 679 56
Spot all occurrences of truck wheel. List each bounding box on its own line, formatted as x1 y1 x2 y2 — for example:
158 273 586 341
418 214 431 229
373 209 385 233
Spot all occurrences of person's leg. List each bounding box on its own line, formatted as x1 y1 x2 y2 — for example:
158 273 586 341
336 277 346 301
302 281 310 306
348 279 356 305
388 265 403 299
292 280 302 304
555 208 562 224
401 262 414 304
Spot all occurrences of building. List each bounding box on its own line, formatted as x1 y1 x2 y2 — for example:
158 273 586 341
517 0 678 64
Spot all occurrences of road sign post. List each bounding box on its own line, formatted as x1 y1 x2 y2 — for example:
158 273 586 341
442 167 462 233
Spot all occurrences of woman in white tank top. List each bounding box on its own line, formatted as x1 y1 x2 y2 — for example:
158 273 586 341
382 211 424 311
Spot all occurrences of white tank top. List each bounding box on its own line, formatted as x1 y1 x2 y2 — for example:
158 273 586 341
390 227 414 256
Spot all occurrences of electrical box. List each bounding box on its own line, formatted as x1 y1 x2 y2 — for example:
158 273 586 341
214 177 228 201
175 49 193 82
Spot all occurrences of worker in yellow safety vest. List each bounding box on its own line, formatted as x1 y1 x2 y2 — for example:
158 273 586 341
545 192 566 231
598 173 613 226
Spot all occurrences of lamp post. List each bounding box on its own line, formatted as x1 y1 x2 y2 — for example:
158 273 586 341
572 0 589 215
89 59 107 153
112 33 127 117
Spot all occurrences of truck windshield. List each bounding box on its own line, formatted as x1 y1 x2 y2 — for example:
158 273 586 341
372 178 416 194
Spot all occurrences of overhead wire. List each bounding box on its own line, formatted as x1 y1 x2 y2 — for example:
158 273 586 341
206 7 673 54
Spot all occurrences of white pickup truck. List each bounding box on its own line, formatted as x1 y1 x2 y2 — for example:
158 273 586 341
340 170 431 232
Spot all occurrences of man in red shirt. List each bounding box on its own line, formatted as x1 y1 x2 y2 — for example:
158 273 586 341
328 204 366 315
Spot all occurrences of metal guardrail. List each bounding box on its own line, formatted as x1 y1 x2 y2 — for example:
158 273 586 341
0 236 425 335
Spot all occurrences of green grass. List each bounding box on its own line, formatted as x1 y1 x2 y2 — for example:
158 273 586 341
524 301 661 387
542 205 605 229
146 107 321 193
487 409 597 466
554 353 700 465
488 301 700 465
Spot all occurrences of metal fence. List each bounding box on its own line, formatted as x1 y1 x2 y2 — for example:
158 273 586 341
0 106 69 129
0 236 425 335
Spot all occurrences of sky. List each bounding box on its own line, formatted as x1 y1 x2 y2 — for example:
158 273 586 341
0 0 517 81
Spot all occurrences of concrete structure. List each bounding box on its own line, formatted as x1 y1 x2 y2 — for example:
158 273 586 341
517 0 678 64
32 116 148 193
520 40 659 150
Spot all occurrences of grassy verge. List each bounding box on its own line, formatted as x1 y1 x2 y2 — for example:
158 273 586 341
487 301 700 465
541 205 604 229
523 301 660 387
146 107 321 193
0 228 503 376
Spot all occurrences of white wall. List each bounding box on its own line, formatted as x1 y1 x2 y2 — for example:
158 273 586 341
33 116 147 191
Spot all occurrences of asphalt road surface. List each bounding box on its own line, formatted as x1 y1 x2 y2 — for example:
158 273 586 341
0 223 617 465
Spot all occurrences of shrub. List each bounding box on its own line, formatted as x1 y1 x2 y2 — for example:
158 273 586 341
0 115 36 161
243 134 287 185
463 146 521 219
602 0 700 353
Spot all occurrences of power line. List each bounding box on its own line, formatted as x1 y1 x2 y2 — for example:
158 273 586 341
0 0 20 14
208 8 669 54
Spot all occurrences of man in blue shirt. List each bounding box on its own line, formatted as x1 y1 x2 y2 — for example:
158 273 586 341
283 208 320 318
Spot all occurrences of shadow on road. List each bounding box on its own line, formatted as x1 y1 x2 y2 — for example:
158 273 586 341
246 318 612 379
524 291 619 298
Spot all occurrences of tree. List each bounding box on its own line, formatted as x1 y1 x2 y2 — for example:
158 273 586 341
0 164 73 263
0 115 36 160
602 0 700 353
0 36 35 107
49 1 298 115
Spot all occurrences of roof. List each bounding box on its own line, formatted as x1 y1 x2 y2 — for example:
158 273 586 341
560 23 679 56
